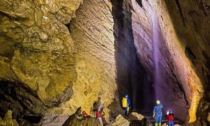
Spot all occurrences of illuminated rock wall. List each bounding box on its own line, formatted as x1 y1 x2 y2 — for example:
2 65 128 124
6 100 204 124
0 0 82 107
64 0 117 120
0 0 210 125
130 0 209 124
164 0 210 124
0 0 116 124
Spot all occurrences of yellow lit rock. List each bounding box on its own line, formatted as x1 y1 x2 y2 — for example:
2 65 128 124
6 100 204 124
0 0 82 106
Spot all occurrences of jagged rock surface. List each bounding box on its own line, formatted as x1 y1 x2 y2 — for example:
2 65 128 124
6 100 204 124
130 0 209 123
107 115 130 126
0 0 116 124
0 0 117 125
62 115 100 126
67 0 116 121
0 110 19 126
111 0 154 114
164 0 210 125
0 0 210 125
112 0 210 125
0 0 83 107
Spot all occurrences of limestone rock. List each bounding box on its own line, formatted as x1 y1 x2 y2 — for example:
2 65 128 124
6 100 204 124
0 0 210 125
62 115 100 126
108 115 130 126
131 0 206 123
0 0 83 107
63 0 116 121
207 113 210 122
111 0 210 124
129 112 144 121
0 110 19 126
39 115 69 126
0 0 116 124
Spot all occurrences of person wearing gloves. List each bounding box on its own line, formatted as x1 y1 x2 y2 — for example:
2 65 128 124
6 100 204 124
167 110 174 126
153 100 163 126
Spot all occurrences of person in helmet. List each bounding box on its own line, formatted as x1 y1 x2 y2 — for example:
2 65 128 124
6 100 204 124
153 100 163 126
95 97 103 126
122 94 131 116
166 110 174 126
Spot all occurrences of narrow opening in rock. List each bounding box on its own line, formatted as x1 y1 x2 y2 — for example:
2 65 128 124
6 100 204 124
136 0 143 7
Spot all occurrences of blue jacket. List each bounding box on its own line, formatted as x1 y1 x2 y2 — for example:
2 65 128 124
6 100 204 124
153 104 163 116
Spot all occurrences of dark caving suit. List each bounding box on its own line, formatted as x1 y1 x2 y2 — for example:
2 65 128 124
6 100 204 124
153 100 163 126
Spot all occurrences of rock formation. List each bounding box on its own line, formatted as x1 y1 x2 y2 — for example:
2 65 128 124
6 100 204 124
67 0 116 120
0 0 82 107
131 0 210 124
0 0 117 125
0 0 210 125
112 0 210 125
0 110 19 126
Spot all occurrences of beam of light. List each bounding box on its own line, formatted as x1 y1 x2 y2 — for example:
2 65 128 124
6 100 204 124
152 10 161 101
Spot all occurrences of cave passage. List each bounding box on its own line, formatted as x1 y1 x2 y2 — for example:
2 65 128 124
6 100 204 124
112 0 190 124
112 0 155 117
0 80 44 124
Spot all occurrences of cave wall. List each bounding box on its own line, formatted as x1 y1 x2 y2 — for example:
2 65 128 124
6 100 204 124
111 0 154 113
0 0 209 125
0 0 83 107
164 0 210 125
65 0 117 121
130 0 209 124
131 0 190 122
0 0 117 125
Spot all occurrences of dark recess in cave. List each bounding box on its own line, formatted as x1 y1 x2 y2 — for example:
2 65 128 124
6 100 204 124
111 0 154 116
185 47 196 65
0 80 44 124
202 51 210 96
136 0 143 7
23 115 42 123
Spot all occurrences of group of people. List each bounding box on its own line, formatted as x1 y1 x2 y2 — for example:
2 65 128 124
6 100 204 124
74 97 104 126
153 100 174 126
76 95 175 126
122 94 175 126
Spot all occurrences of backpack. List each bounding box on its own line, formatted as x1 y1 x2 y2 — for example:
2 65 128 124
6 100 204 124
122 97 127 108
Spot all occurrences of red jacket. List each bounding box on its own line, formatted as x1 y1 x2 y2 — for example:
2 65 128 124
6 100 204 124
167 114 174 121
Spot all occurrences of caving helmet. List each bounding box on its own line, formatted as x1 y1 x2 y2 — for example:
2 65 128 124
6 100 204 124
125 94 128 98
156 100 160 105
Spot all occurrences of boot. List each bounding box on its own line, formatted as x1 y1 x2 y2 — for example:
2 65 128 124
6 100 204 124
158 123 161 126
155 123 158 126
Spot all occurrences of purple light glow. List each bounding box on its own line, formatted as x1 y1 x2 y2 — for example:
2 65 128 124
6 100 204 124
152 11 162 101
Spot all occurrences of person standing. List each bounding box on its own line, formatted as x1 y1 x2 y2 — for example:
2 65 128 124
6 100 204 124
167 110 174 126
153 100 163 126
96 97 103 126
122 94 131 116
